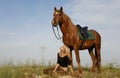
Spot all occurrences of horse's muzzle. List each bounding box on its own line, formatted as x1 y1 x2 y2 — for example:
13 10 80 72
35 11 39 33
52 20 57 27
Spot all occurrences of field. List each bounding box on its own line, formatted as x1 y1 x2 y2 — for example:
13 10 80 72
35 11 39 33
0 60 120 78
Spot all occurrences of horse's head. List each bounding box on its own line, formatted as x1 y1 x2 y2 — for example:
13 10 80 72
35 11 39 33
52 7 63 27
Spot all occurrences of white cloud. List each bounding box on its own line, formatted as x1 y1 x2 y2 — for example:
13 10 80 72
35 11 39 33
64 0 120 26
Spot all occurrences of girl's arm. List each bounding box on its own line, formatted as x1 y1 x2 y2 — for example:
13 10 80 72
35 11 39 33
52 64 59 73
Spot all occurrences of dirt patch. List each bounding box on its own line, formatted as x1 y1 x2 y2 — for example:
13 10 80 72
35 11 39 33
43 67 81 78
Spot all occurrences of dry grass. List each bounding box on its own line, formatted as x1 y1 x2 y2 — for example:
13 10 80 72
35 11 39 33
0 61 120 78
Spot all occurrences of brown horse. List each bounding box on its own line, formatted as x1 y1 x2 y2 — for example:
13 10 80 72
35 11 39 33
51 7 101 75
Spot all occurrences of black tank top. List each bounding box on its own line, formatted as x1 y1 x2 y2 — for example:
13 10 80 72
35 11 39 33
57 53 70 67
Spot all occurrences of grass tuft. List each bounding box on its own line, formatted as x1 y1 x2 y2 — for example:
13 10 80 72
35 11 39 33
0 60 120 78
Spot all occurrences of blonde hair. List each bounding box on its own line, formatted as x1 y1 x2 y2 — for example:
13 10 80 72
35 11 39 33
60 45 71 59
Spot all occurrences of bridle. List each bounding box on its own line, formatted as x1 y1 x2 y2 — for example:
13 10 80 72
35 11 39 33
52 25 62 40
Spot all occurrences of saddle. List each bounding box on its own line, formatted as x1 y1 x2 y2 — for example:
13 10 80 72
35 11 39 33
76 24 95 40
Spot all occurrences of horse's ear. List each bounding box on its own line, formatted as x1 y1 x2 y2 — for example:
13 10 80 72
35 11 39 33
60 6 63 11
54 7 57 11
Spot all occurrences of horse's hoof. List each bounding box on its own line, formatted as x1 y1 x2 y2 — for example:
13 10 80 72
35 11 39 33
91 69 95 72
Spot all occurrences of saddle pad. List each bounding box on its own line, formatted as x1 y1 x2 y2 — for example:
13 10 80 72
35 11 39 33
78 30 95 40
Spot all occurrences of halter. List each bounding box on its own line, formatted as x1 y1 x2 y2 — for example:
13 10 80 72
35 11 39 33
52 25 62 40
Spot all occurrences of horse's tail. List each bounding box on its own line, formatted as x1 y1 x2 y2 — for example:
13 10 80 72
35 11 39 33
95 41 101 72
93 29 101 72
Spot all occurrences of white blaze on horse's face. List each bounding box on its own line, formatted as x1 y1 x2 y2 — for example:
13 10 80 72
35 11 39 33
55 12 59 15
52 12 59 27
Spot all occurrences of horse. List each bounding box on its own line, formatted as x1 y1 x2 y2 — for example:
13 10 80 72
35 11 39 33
51 7 101 75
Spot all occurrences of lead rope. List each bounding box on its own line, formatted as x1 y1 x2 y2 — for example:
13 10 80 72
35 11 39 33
52 26 62 40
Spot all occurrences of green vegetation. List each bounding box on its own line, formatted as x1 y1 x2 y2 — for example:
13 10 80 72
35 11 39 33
0 60 120 78
0 59 51 78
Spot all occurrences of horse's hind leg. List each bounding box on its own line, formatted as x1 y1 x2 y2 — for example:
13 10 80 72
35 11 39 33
95 46 101 73
88 47 96 72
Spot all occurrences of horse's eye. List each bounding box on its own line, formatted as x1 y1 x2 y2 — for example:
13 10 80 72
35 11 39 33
59 13 62 16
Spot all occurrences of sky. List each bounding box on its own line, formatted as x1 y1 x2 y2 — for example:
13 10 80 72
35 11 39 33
0 0 120 66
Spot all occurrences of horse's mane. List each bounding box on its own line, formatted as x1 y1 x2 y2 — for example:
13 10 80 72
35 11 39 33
62 12 77 33
62 12 74 26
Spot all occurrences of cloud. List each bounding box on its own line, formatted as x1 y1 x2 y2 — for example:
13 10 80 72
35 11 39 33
64 0 120 26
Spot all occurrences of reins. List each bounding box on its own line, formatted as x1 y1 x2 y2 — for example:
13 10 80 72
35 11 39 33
52 25 62 40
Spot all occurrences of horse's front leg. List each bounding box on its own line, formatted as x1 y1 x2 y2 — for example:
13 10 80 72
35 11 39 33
69 50 73 68
74 49 82 75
